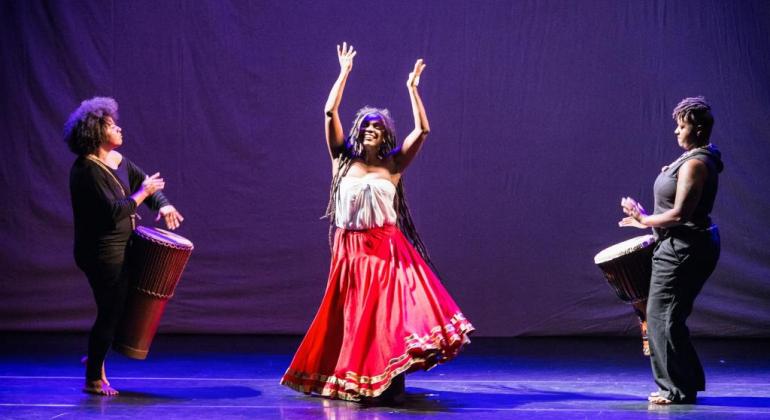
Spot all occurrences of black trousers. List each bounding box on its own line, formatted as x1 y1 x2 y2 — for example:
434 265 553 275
647 226 720 403
76 248 130 382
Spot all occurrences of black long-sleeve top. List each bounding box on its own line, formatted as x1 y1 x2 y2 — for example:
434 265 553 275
69 155 170 264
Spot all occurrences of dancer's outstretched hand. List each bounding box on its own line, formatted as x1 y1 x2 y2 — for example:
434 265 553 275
407 59 426 88
338 42 356 73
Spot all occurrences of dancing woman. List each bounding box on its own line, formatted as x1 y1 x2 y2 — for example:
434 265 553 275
620 97 722 404
280 43 474 402
65 97 184 395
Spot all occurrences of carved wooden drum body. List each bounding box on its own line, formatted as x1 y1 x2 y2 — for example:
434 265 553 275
594 234 656 356
114 227 193 360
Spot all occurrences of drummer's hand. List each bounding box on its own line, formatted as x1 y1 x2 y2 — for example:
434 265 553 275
156 205 184 230
621 197 648 220
618 216 648 229
141 173 165 195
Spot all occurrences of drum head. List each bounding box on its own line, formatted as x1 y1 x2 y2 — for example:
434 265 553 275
594 234 655 264
134 226 194 249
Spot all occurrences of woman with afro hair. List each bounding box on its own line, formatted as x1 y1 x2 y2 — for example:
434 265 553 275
65 97 184 395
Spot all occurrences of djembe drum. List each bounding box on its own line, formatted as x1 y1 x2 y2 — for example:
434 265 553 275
594 234 656 356
113 226 194 359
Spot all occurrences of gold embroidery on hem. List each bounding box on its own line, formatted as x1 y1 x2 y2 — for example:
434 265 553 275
281 313 475 400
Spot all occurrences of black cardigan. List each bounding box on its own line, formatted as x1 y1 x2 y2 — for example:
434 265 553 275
69 155 170 263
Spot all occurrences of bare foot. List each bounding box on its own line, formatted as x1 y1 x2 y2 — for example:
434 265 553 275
648 395 672 405
81 356 110 386
84 379 119 396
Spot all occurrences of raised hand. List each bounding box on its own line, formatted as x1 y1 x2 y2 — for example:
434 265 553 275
141 172 164 195
621 197 647 218
619 197 649 228
156 205 184 230
407 59 426 88
337 42 356 74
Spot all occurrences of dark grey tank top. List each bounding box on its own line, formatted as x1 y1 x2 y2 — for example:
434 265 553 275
652 144 723 236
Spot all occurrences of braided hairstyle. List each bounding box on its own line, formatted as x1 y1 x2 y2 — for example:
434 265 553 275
324 107 435 270
672 96 714 145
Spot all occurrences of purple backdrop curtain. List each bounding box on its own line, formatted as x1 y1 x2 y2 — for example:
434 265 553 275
1 0 769 336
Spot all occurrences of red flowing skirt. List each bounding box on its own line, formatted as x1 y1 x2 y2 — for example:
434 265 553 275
280 224 474 401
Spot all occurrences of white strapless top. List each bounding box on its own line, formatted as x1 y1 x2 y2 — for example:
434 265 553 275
335 176 398 230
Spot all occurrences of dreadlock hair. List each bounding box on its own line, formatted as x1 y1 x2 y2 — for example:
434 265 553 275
672 96 714 145
323 106 437 271
64 97 119 156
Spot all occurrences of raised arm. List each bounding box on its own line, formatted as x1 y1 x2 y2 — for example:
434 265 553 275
395 59 430 172
325 42 356 161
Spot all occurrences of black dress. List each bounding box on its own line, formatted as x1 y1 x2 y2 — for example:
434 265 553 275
69 155 170 381
647 145 723 403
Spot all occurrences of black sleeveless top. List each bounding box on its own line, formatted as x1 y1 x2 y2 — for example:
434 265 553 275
652 144 723 237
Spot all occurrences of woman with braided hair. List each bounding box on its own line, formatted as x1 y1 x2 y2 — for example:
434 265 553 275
620 96 723 405
280 43 474 403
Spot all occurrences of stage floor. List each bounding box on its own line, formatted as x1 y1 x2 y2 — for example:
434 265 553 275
1 334 768 419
